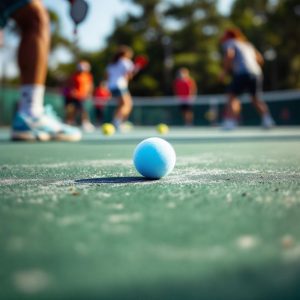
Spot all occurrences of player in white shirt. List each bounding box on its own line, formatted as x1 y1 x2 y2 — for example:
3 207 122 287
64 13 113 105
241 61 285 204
219 28 274 130
106 45 136 130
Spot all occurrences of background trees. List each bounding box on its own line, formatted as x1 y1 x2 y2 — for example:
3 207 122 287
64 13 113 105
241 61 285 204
5 0 300 94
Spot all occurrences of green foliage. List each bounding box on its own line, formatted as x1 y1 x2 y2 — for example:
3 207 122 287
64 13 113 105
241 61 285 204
230 0 300 90
7 1 299 93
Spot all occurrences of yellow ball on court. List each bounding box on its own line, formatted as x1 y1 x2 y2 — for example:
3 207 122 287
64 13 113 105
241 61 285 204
101 123 115 136
156 123 169 134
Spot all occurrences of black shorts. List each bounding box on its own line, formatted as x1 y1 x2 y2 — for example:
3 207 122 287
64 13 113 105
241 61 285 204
109 87 129 97
228 73 263 97
64 97 84 111
0 0 31 28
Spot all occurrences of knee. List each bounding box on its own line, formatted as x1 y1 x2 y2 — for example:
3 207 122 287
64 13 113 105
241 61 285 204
18 2 50 37
251 96 260 105
227 94 238 103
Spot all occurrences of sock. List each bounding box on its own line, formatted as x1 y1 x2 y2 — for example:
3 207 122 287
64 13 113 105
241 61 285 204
113 117 122 129
262 113 274 127
19 85 45 117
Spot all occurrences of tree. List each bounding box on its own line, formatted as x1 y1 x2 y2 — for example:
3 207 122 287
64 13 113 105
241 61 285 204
164 0 227 93
230 0 300 90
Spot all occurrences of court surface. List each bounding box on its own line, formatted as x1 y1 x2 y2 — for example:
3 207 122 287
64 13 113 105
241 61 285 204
1 126 300 300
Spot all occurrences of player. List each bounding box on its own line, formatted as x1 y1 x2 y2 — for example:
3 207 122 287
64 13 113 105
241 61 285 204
219 28 274 130
106 45 135 131
173 68 197 126
64 60 94 131
92 80 111 125
0 0 82 141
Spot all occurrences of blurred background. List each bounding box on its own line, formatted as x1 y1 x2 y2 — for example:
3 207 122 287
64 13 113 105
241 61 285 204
0 0 299 126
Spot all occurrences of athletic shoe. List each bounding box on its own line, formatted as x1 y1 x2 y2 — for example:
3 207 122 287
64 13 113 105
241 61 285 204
11 113 52 141
11 105 82 142
81 120 95 132
222 118 238 130
262 114 275 129
120 121 133 132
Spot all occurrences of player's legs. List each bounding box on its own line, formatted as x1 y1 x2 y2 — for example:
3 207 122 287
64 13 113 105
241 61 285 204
222 93 241 130
118 93 133 119
113 92 133 130
65 98 76 125
94 107 103 125
12 0 49 85
11 0 49 117
249 74 274 128
81 103 95 132
10 0 81 141
222 74 244 130
251 95 269 116
226 93 241 118
181 104 194 126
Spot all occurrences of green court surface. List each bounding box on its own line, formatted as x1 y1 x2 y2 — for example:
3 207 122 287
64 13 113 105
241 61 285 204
1 127 300 300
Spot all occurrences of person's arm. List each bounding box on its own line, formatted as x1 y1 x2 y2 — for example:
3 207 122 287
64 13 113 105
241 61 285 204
124 60 135 81
219 46 235 82
0 30 4 48
255 48 264 66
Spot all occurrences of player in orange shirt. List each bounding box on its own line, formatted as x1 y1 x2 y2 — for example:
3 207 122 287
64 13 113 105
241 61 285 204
64 60 95 131
173 68 197 126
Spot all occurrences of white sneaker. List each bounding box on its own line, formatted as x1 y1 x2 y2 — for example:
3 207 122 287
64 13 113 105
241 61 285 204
11 105 82 142
262 114 275 129
82 121 95 132
222 118 238 130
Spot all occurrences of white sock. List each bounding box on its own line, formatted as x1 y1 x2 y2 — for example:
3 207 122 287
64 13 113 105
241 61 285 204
262 113 274 127
19 85 45 117
113 118 122 129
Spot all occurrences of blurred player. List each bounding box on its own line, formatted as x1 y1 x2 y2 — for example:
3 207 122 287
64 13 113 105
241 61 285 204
93 80 111 125
106 45 136 131
0 0 82 141
173 68 197 126
219 28 274 130
64 60 94 131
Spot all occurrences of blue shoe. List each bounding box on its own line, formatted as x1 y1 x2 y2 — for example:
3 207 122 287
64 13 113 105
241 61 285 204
11 113 51 141
262 114 275 129
11 106 82 142
222 118 238 131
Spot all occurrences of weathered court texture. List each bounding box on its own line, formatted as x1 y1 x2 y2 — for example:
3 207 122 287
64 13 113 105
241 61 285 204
1 127 300 300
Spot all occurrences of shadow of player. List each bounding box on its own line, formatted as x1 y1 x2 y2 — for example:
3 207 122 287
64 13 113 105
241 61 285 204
75 176 156 184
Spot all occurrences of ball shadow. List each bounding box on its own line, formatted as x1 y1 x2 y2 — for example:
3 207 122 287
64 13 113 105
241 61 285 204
75 176 156 184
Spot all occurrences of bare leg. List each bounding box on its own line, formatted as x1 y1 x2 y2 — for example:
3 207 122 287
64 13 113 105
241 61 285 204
225 93 241 119
182 110 194 126
114 93 133 122
251 95 274 128
222 93 241 130
65 103 76 125
251 95 269 116
12 0 50 85
10 1 82 141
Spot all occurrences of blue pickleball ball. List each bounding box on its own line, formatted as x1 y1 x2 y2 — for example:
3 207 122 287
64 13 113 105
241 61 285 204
133 137 176 179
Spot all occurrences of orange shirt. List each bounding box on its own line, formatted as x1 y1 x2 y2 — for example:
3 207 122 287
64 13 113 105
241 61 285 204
69 71 93 101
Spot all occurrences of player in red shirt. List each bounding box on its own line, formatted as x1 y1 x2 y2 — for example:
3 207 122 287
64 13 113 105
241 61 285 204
173 68 197 126
93 81 111 125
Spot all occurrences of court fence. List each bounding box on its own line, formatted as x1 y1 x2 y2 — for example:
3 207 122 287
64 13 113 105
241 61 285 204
0 86 299 126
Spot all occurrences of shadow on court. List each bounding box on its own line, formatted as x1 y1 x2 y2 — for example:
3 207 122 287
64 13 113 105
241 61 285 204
75 176 156 184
